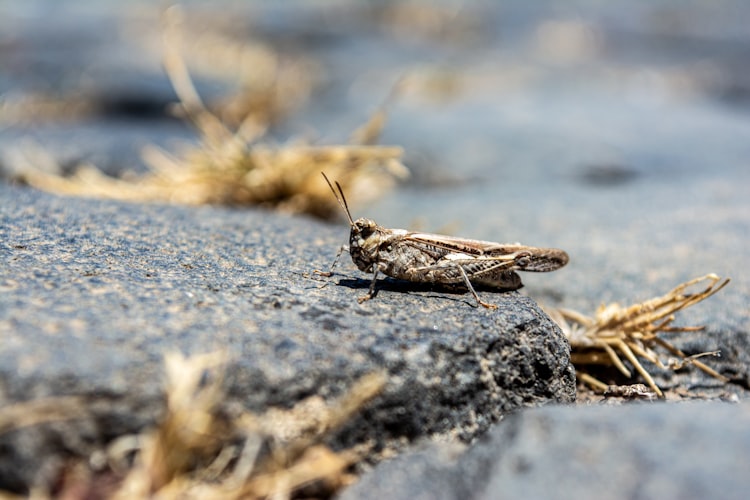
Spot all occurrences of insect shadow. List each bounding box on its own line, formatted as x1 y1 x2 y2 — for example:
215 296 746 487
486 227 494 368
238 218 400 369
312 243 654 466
335 276 519 307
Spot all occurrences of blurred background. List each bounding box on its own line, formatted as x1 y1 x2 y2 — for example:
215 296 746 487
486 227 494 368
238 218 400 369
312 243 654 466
1 0 749 311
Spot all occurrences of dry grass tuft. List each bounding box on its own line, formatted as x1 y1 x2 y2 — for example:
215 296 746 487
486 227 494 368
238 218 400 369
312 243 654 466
166 24 319 129
15 6 408 220
548 273 731 398
0 352 386 499
111 352 385 499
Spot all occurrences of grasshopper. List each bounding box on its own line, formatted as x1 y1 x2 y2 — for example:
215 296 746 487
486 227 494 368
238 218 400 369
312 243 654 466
319 173 569 309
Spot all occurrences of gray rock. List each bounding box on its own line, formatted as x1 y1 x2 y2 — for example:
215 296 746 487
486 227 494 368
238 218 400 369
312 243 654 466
342 401 750 500
3 1 750 496
0 185 574 492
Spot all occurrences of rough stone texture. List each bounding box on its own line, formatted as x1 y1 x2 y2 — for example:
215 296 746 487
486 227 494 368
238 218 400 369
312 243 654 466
2 0 750 496
342 401 750 500
0 185 575 491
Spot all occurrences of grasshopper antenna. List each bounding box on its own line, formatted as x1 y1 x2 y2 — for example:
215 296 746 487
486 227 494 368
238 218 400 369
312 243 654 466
321 172 355 226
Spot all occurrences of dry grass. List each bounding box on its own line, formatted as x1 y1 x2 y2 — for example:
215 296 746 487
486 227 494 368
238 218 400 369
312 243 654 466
162 21 319 129
548 273 731 398
111 352 385 499
1 7 316 127
0 396 89 435
14 6 408 220
0 352 386 499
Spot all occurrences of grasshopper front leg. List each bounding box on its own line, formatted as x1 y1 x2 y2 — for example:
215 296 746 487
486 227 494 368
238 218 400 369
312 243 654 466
358 267 381 304
315 244 349 278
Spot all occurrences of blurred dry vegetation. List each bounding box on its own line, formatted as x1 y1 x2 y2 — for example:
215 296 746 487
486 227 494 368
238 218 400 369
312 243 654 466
0 352 386 499
6 5 408 220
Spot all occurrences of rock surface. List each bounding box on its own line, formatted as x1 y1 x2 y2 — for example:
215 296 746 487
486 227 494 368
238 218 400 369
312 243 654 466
0 185 574 492
341 401 750 500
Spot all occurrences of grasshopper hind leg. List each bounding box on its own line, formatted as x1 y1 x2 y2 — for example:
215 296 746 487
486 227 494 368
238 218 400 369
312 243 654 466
457 265 498 310
358 266 495 309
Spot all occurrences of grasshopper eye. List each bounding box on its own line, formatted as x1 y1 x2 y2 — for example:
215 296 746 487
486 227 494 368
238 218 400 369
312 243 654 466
355 220 377 239
354 224 369 238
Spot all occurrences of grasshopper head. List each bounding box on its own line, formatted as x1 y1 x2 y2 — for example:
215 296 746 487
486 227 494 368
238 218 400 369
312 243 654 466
321 172 386 273
349 217 384 272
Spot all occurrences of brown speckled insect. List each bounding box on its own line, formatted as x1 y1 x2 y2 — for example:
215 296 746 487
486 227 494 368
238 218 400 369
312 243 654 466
319 173 569 309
